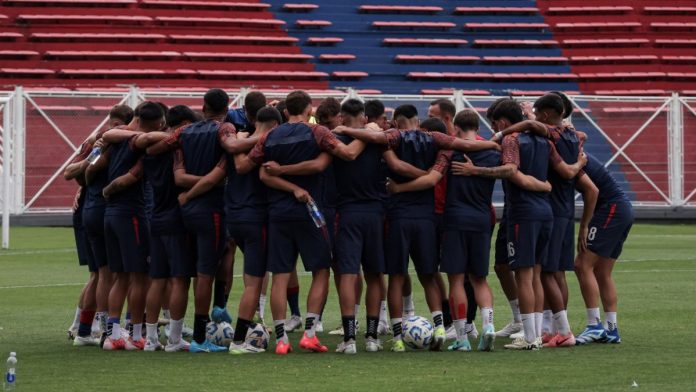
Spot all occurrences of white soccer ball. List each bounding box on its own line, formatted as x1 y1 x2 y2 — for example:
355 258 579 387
245 323 270 350
206 321 234 347
402 316 434 349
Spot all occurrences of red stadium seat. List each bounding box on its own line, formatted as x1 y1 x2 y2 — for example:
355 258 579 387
305 37 343 45
667 73 696 80
331 71 368 79
555 22 641 31
44 50 181 60
395 55 479 64
650 23 696 32
170 34 297 45
483 56 567 64
383 38 467 46
0 50 39 59
654 39 696 48
464 23 549 31
472 39 557 47
643 6 696 15
0 68 54 76
31 33 165 42
295 19 331 28
578 72 665 80
546 6 633 15
3 0 135 6
0 32 23 41
17 14 152 24
183 52 312 62
359 5 442 14
282 3 319 12
318 54 355 62
661 56 696 64
197 70 327 80
407 72 576 81
508 90 581 96
372 21 455 30
58 69 192 78
569 55 658 64
561 38 649 48
155 16 284 28
420 89 491 95
141 0 270 11
454 7 538 15
594 89 668 96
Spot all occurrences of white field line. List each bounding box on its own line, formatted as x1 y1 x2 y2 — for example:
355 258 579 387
0 248 75 256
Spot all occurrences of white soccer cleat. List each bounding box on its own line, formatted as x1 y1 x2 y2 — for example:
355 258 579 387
504 337 540 350
328 325 344 336
67 327 77 341
73 335 100 347
495 322 522 338
445 325 457 340
229 341 265 354
164 339 190 353
336 340 357 355
510 331 524 340
365 337 383 352
284 315 303 332
144 339 164 352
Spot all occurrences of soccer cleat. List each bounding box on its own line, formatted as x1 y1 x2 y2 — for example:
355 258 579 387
504 337 540 350
125 337 145 351
144 339 164 352
391 339 406 352
182 324 194 338
602 328 621 344
365 337 383 352
541 332 555 345
448 339 472 352
377 321 391 336
299 333 328 352
478 324 496 352
543 333 576 348
229 341 265 354
495 322 522 338
73 336 99 347
575 324 607 345
189 340 228 353
466 323 479 340
336 340 357 355
284 315 303 332
211 306 233 324
510 331 524 340
102 337 126 351
445 325 457 340
315 320 324 333
164 339 190 353
430 326 446 351
67 327 77 341
275 340 293 355
328 325 344 336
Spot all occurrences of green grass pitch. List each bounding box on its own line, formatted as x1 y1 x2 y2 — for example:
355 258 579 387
0 224 695 391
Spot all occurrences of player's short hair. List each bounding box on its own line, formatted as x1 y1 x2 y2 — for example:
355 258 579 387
256 106 283 125
533 94 565 117
393 104 418 120
285 90 312 116
549 91 573 119
486 98 508 121
420 117 447 134
204 88 230 115
315 97 341 125
155 102 169 116
275 100 289 123
491 99 524 124
244 91 267 119
430 98 456 118
341 99 365 117
364 99 385 121
135 101 165 124
109 104 134 125
166 105 199 128
454 109 480 132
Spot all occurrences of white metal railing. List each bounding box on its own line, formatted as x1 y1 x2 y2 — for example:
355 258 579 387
0 87 694 248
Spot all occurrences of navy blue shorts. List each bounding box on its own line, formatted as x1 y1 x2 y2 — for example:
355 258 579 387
507 220 553 270
149 232 195 279
324 207 336 249
587 201 634 259
334 212 385 275
73 211 93 270
103 214 149 274
440 229 491 277
385 218 438 275
267 220 332 273
183 211 225 277
82 208 108 272
494 219 508 266
227 221 267 278
545 217 574 273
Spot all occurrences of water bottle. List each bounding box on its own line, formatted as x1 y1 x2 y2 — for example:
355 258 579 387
4 352 16 391
306 200 326 228
86 147 102 165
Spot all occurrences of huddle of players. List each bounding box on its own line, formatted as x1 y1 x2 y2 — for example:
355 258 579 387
65 87 633 354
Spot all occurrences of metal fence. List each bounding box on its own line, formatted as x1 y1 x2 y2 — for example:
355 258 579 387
0 86 694 248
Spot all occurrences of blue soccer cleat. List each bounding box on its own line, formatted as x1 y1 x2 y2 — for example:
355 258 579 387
211 306 233 324
477 324 496 352
448 339 472 352
602 328 621 344
575 324 607 345
189 340 228 353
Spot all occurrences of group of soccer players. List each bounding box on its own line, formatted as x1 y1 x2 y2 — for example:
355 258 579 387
65 88 633 354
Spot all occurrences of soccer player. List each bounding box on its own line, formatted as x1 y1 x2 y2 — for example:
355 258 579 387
226 90 267 132
64 105 134 346
387 109 550 352
97 102 164 351
234 90 366 355
574 153 634 344
179 106 284 354
334 104 499 352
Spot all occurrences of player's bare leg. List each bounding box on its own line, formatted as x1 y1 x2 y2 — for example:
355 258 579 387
416 273 446 351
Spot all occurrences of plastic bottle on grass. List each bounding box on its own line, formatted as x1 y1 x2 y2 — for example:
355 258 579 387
4 352 16 391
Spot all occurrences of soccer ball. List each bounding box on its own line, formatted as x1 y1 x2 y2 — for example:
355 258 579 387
206 322 234 347
402 316 434 349
245 323 270 350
